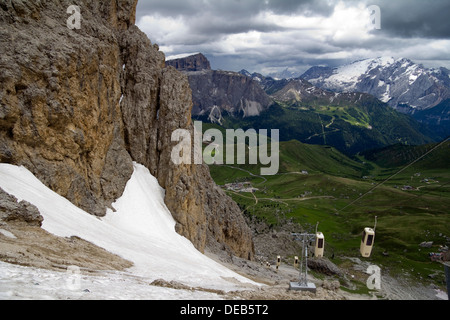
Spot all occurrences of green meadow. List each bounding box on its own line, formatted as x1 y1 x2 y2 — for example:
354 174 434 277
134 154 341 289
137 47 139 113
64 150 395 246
207 134 450 288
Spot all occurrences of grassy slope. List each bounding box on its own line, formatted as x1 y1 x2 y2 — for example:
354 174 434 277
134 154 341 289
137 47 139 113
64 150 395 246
218 99 433 156
207 134 450 288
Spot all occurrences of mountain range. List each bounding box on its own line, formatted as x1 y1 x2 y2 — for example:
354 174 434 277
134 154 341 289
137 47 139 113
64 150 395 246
301 57 450 113
168 54 441 154
167 53 272 123
300 57 450 138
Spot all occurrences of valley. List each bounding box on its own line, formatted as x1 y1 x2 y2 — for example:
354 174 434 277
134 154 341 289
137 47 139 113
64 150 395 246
183 52 449 297
184 57 435 156
207 135 450 296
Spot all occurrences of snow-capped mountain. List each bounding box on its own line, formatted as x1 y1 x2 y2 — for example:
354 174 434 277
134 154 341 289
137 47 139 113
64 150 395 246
301 57 450 113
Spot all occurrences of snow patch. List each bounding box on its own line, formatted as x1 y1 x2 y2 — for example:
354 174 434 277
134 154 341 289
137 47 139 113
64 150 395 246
0 261 221 300
381 84 391 103
322 57 396 91
0 163 261 298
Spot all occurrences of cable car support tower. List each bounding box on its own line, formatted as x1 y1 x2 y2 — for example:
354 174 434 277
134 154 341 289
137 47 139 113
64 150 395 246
289 223 320 292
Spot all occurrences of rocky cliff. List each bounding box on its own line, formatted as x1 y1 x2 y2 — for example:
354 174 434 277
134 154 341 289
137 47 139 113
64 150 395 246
188 70 273 123
0 0 254 259
166 53 211 72
167 54 273 123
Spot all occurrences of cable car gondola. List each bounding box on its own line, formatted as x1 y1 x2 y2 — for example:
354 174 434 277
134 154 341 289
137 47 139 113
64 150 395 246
360 216 377 258
315 232 325 258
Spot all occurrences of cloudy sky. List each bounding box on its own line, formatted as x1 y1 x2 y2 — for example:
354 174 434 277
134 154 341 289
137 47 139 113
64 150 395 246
136 0 450 76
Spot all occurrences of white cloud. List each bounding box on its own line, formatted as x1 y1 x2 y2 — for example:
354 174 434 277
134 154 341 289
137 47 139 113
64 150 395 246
221 31 263 55
136 0 450 73
324 2 375 44
137 14 188 45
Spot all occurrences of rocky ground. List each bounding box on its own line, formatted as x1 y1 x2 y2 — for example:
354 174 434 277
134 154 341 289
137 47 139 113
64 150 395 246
0 218 347 300
1 218 447 300
0 220 133 273
0 190 447 300
221 218 448 300
204 251 360 300
0 187 133 273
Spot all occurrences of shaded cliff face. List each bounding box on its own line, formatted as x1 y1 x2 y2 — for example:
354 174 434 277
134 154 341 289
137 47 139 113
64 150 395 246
166 54 272 124
188 70 273 123
166 53 211 72
0 0 254 259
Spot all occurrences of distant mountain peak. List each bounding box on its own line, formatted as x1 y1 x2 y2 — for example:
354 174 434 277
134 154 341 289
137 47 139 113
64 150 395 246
165 52 211 71
166 52 201 61
267 67 302 80
168 56 272 122
239 69 252 77
301 57 450 113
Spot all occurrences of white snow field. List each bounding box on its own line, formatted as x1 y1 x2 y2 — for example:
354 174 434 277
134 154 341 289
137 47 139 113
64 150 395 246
0 163 261 299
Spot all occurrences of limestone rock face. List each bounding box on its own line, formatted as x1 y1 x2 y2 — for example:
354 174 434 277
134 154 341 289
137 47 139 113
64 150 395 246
166 53 211 72
119 27 254 258
0 0 254 259
166 54 272 124
187 69 272 123
0 187 43 226
0 0 138 216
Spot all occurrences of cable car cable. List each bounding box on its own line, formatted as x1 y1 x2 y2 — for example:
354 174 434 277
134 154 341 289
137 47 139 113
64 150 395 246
335 136 450 214
377 180 450 216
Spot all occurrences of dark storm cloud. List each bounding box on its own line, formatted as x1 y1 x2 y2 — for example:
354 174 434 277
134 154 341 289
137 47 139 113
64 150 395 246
136 0 335 20
135 0 337 43
187 14 285 36
136 0 285 40
136 0 200 18
259 0 335 16
136 0 450 74
372 0 450 39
